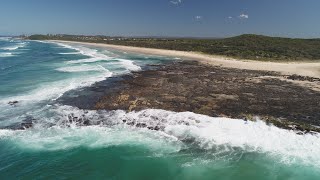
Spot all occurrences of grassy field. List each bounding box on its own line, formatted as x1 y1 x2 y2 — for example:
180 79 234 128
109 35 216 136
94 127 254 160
28 34 320 61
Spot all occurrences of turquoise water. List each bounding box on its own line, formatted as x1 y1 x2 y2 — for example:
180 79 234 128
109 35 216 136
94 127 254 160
0 37 320 179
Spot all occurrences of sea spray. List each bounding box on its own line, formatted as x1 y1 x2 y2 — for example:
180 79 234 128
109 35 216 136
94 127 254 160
2 105 320 168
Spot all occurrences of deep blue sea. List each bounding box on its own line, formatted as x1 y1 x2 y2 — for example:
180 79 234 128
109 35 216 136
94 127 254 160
0 37 320 179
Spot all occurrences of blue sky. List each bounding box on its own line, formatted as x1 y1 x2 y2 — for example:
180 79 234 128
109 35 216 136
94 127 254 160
0 0 319 38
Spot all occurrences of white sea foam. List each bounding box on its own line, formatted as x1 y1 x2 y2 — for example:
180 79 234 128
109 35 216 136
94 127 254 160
33 40 52 44
66 48 113 64
56 64 109 73
0 70 112 104
0 37 11 41
1 42 27 51
0 52 14 57
53 42 142 72
117 59 142 71
58 52 81 55
0 107 319 167
0 125 180 153
67 57 111 64
52 42 114 64
0 129 15 137
54 42 80 51
0 42 140 104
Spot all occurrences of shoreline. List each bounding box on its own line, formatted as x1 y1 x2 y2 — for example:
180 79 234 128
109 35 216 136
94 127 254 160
2 39 319 134
47 40 320 133
58 60 320 133
96 61 320 133
50 40 320 78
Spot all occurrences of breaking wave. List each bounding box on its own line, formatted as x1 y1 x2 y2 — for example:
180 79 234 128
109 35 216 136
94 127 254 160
54 42 141 72
56 64 110 73
0 52 14 57
117 59 142 71
54 42 114 64
0 71 112 104
1 42 27 51
1 106 320 168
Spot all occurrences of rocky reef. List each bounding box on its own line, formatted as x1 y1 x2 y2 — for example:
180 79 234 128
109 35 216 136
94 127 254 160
94 61 320 133
12 60 319 134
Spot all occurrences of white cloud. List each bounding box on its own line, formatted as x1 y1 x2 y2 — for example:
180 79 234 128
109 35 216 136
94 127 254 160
170 0 182 5
228 16 233 19
238 13 249 19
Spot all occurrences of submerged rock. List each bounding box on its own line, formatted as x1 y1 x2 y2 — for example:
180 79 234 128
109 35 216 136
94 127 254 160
8 101 19 106
3 116 34 130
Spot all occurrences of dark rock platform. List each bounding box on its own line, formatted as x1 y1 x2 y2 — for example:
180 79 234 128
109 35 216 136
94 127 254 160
93 61 320 133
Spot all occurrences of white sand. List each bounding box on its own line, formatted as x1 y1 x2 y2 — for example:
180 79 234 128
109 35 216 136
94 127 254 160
51 40 320 78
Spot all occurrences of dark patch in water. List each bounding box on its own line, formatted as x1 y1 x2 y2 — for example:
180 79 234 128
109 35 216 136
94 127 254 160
56 76 127 109
3 116 34 130
56 62 170 109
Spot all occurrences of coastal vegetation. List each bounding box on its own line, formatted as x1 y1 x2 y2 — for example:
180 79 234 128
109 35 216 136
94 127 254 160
28 34 320 61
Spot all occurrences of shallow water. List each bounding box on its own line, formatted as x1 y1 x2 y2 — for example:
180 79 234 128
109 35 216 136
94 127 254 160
0 38 319 179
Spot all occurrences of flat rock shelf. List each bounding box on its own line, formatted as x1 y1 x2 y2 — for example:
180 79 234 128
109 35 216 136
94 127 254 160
92 61 320 133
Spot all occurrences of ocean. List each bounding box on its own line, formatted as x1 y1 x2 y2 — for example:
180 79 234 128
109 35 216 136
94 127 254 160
0 37 320 179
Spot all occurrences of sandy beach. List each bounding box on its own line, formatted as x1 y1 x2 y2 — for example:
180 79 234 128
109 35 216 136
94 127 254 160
52 40 320 78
